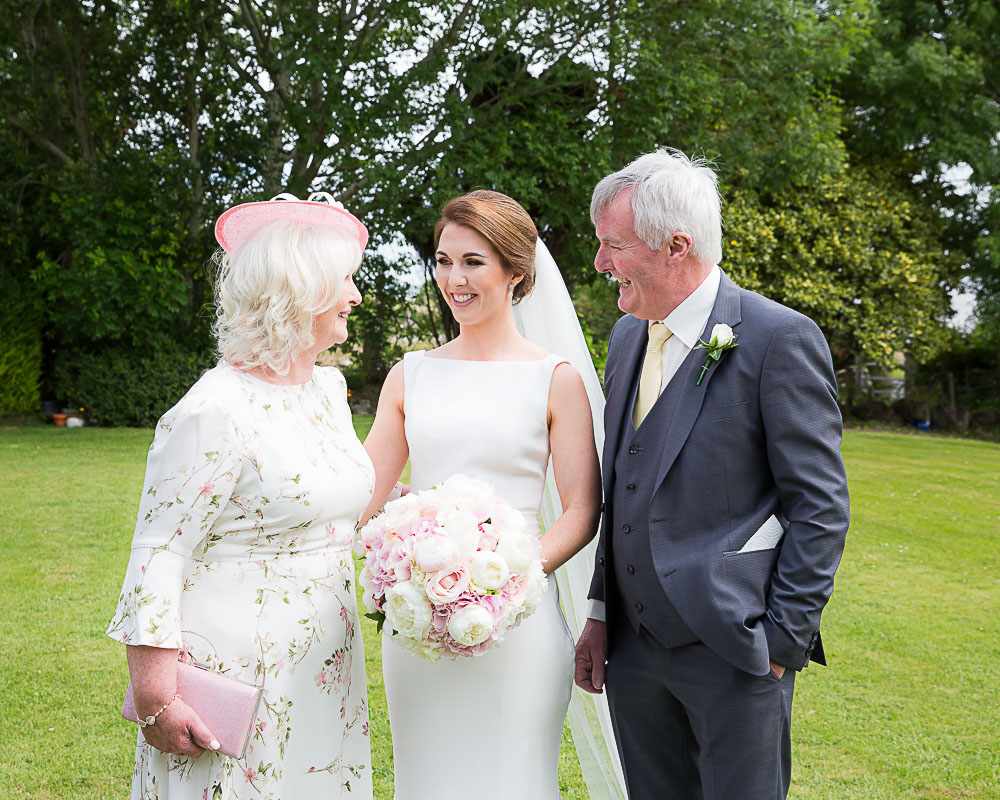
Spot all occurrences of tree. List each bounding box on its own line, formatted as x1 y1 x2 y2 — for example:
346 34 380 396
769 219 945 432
724 169 960 372
1 1 212 352
3 0 615 390
836 0 1000 334
3 0 982 415
604 0 865 191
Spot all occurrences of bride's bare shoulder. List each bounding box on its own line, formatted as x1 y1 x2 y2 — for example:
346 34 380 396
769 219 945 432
519 340 550 360
423 342 461 360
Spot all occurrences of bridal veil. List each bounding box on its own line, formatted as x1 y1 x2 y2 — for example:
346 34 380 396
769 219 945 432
514 238 628 799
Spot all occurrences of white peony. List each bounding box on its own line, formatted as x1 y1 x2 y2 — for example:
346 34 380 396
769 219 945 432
412 534 458 572
469 551 510 592
488 503 528 537
382 493 425 532
447 605 495 647
437 508 482 558
438 473 495 503
383 581 433 639
711 323 735 346
496 531 538 574
496 597 522 632
521 564 548 614
397 635 446 663
361 583 379 614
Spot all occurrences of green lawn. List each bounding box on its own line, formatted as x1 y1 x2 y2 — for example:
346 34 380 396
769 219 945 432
0 426 997 799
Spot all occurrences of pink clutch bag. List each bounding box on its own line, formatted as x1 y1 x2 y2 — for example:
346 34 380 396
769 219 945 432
122 660 263 759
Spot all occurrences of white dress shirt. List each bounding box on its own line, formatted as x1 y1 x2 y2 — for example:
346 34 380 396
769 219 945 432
652 264 722 392
588 265 722 623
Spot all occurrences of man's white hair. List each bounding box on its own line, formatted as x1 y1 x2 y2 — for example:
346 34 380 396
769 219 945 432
590 148 723 265
213 218 362 375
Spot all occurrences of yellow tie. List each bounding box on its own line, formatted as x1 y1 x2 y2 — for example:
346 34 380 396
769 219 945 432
633 322 673 428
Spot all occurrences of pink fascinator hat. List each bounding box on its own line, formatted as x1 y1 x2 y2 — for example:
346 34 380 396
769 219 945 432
215 192 369 253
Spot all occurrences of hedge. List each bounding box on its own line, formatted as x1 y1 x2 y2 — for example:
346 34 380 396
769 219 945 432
0 302 42 416
52 342 217 427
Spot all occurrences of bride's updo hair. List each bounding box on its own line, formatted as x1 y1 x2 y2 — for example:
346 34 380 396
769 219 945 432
434 190 537 303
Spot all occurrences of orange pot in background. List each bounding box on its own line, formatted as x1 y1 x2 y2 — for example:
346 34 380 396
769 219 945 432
52 413 68 427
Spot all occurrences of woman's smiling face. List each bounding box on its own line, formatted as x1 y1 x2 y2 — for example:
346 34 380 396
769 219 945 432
312 271 362 349
435 223 516 326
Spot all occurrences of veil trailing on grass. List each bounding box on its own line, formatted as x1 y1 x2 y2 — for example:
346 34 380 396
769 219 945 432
514 238 628 799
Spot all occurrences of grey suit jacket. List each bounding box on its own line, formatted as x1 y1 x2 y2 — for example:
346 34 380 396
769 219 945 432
590 272 850 676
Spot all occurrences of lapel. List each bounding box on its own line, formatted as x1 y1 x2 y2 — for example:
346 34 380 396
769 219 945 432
602 316 646 491
653 271 743 492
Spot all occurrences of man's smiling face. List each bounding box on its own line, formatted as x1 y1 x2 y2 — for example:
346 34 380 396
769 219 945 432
593 189 673 320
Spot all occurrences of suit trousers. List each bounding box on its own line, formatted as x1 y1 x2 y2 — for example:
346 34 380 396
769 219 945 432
606 617 795 800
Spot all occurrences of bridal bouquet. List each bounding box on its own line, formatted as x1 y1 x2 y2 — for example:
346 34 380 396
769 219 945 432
357 474 547 662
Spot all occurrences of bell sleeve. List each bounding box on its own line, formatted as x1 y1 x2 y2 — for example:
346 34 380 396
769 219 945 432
106 395 241 648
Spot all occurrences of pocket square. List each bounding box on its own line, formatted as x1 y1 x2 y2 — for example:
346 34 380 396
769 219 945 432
736 515 784 553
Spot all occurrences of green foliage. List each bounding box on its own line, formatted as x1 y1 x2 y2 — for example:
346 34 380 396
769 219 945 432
724 169 959 370
341 253 426 385
340 364 368 392
3 0 995 414
608 0 864 191
0 302 42 416
388 50 609 295
837 0 1000 323
52 342 216 427
572 279 623 378
915 331 1000 411
31 161 210 350
0 227 43 415
1 0 217 362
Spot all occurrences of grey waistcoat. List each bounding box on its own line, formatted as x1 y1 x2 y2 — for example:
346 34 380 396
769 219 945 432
611 370 698 647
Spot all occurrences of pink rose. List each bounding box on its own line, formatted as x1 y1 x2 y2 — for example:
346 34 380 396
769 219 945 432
425 566 471 605
383 494 425 532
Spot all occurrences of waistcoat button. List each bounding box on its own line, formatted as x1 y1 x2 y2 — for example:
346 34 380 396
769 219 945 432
626 483 636 491
629 444 639 454
634 602 644 613
626 565 635 575
622 524 631 533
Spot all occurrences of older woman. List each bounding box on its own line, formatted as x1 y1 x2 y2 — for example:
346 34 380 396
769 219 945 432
107 194 374 799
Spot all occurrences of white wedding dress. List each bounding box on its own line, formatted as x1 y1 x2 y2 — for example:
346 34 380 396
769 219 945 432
382 350 576 799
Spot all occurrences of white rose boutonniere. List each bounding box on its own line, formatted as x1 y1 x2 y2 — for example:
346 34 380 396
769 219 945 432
694 323 739 386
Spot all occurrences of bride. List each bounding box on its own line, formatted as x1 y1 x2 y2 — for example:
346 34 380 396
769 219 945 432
362 190 603 798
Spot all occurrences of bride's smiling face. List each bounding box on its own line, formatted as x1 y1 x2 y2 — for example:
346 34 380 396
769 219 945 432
435 223 516 325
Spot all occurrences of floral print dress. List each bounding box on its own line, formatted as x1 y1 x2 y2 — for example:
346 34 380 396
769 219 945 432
107 363 374 800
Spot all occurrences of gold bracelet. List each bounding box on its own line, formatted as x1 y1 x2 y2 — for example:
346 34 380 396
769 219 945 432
137 694 181 727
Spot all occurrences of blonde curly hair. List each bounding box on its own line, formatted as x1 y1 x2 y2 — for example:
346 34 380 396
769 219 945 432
213 218 362 375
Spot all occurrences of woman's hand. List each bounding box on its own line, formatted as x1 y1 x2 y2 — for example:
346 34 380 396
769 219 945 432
137 696 220 757
126 644 220 757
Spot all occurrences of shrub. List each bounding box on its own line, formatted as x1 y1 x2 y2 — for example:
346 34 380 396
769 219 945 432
52 341 216 427
0 298 42 416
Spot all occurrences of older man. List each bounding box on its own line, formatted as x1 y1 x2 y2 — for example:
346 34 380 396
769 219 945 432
575 149 849 799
